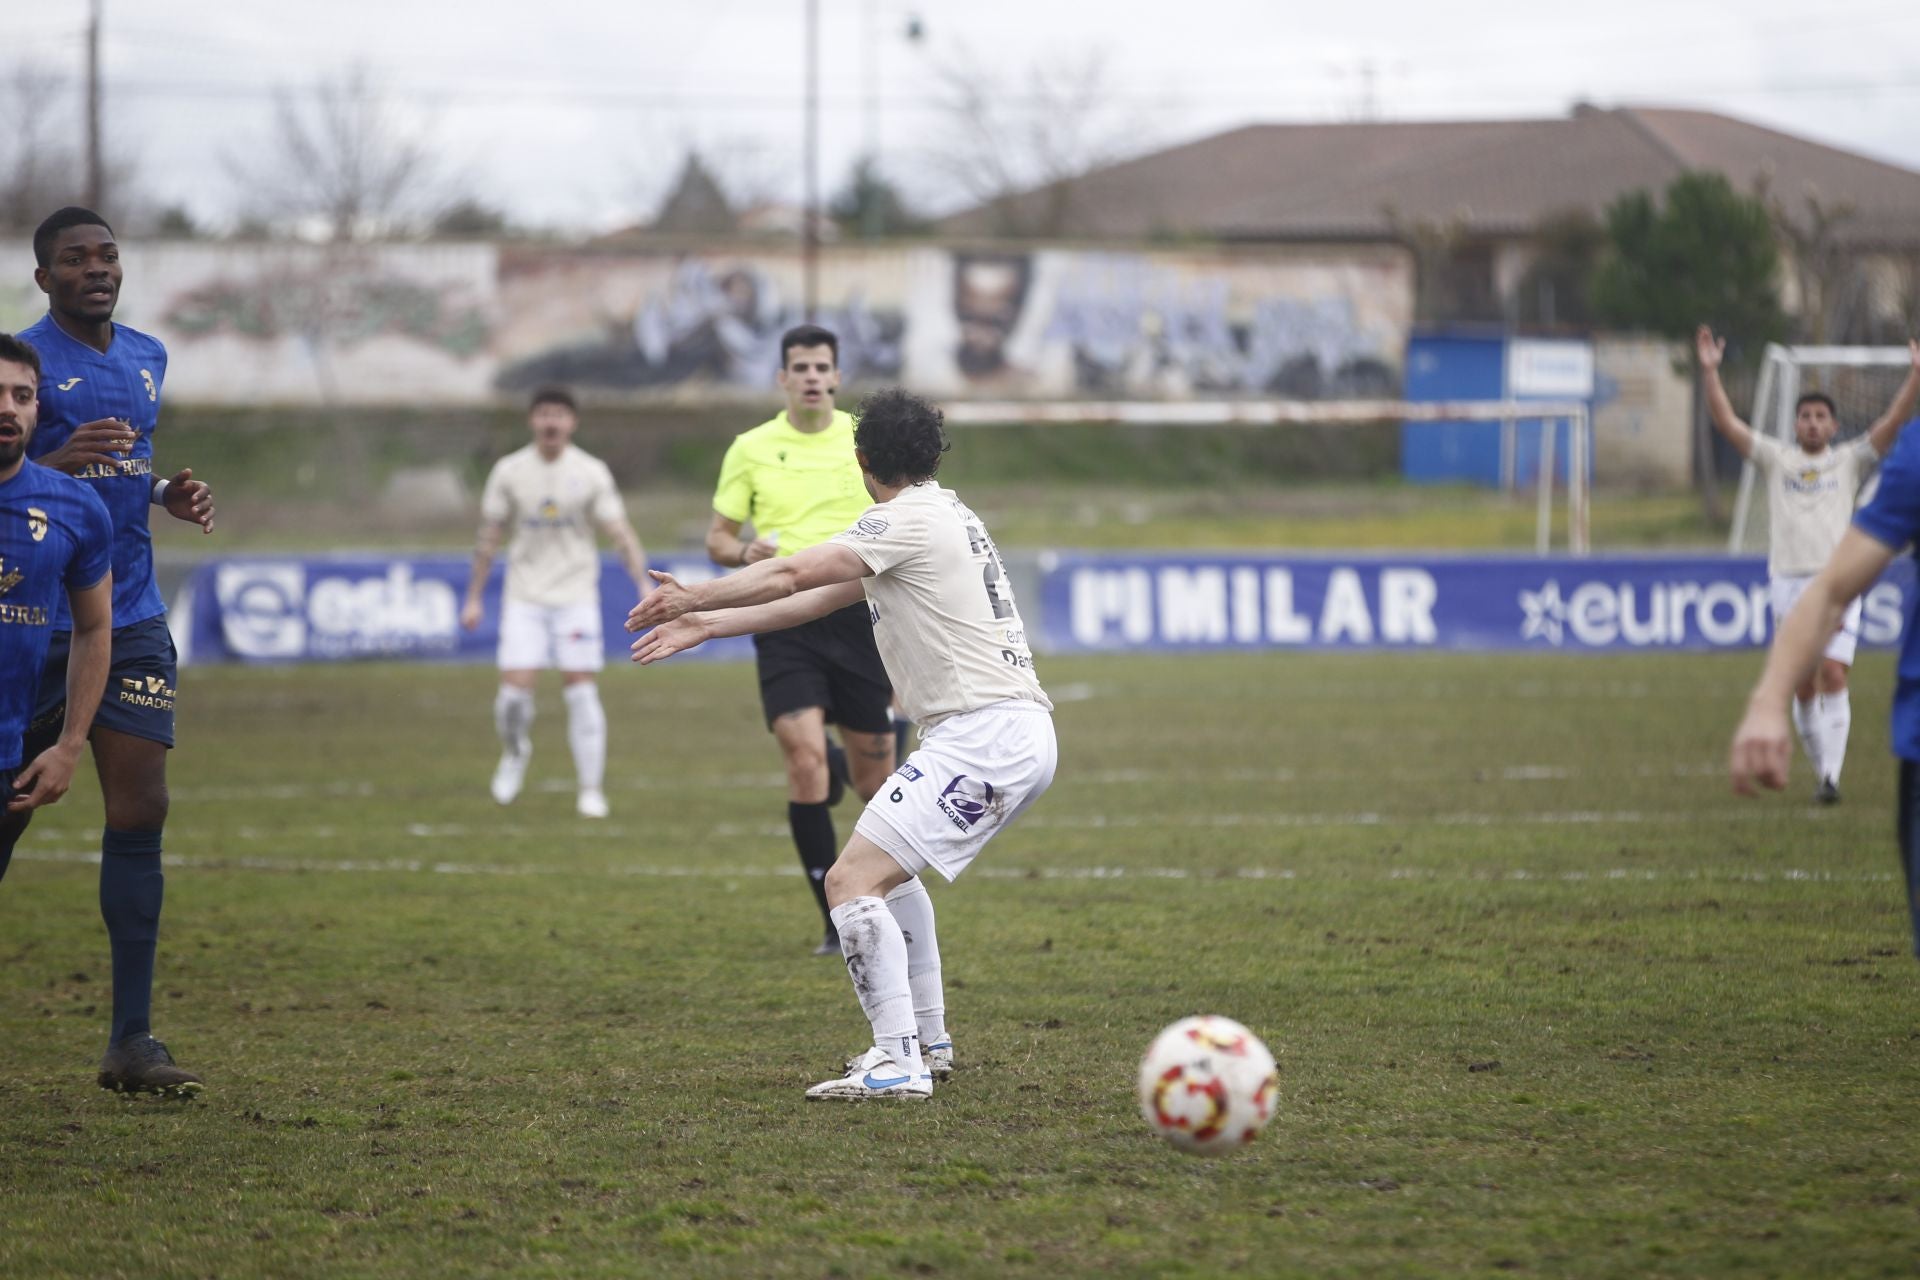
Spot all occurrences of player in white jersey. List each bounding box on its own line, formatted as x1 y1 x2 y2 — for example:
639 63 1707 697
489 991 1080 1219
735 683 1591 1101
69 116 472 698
461 386 650 818
1699 326 1920 802
627 387 1056 1100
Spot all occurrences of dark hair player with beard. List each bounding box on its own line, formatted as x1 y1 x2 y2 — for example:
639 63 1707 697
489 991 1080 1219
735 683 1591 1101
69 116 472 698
0 332 115 841
6 207 216 1097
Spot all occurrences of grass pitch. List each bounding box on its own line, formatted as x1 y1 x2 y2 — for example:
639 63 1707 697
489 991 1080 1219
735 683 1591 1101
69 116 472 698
4 651 1920 1278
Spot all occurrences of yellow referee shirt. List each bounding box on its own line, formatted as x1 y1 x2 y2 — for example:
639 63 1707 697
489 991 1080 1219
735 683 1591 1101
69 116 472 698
711 410 870 555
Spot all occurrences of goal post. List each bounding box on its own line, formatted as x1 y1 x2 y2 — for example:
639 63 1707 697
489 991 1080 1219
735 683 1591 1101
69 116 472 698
1728 344 1917 554
942 399 1592 555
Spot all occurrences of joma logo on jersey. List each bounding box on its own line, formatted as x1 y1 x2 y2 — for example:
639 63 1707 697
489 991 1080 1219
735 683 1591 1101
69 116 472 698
0 556 22 597
27 507 47 542
140 369 158 402
56 377 83 391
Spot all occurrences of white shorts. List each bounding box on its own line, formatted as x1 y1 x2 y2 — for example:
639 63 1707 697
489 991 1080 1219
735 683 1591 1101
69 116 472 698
855 700 1057 883
498 597 604 672
1771 574 1861 667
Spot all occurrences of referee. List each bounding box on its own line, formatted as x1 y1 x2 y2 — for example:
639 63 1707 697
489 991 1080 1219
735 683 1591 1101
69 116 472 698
706 324 897 954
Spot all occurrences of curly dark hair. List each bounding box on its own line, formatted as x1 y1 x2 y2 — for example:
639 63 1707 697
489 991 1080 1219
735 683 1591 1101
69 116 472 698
854 387 951 486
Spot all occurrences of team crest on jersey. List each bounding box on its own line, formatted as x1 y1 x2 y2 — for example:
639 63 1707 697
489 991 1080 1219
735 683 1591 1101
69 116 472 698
140 368 158 402
27 506 47 542
0 556 21 596
852 515 890 537
56 377 83 391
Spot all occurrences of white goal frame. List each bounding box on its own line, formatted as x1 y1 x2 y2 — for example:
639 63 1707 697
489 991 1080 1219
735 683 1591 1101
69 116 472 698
1727 344 1915 554
943 399 1592 555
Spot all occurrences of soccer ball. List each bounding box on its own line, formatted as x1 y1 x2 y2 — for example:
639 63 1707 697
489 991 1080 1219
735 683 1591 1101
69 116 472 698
1136 1015 1278 1155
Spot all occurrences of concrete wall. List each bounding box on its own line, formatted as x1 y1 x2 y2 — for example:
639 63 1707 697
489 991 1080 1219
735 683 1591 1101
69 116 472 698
0 240 1414 407
1593 335 1692 487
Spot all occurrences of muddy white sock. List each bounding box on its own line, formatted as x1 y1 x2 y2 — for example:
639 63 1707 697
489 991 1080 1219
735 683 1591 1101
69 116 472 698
829 896 921 1070
885 877 946 1047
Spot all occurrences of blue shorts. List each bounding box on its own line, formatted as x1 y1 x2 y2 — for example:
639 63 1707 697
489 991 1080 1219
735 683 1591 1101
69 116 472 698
27 614 178 754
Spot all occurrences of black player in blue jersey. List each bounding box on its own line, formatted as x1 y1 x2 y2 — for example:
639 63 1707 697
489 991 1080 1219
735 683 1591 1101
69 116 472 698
0 333 114 836
3 208 215 1096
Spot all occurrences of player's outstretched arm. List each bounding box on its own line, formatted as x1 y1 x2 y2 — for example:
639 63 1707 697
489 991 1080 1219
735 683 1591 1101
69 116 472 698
627 543 870 630
1696 326 1756 459
1863 339 1920 456
10 573 112 812
1730 528 1894 795
632 580 868 665
460 519 504 631
156 467 215 533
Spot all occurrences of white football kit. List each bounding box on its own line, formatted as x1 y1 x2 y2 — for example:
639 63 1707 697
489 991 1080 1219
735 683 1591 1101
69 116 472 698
480 443 626 671
1750 435 1877 664
830 482 1056 881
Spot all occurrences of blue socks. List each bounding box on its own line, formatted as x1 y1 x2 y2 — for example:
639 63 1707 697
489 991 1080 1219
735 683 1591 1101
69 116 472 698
100 827 164 1043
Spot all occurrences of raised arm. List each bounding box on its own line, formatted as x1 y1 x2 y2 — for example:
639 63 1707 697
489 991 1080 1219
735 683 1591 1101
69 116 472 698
1696 325 1756 459
1730 527 1895 794
460 518 504 631
1863 339 1920 457
10 572 112 812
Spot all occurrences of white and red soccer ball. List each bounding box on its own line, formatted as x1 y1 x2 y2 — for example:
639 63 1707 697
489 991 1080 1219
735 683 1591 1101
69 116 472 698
1137 1015 1278 1155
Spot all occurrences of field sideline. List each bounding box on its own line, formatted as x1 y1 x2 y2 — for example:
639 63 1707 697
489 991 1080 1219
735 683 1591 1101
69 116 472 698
5 652 1919 1278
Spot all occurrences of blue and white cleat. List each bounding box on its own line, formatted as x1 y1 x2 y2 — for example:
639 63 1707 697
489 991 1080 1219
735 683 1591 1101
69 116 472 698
850 1038 953 1081
807 1046 933 1101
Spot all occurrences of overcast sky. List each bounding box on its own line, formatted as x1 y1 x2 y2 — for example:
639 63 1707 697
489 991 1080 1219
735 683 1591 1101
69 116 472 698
19 0 1920 233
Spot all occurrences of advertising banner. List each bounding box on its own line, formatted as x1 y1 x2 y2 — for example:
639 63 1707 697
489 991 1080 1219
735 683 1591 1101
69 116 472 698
1037 553 1917 654
176 555 753 665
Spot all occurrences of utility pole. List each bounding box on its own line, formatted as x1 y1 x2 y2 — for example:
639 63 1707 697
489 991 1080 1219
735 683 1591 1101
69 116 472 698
802 0 820 321
86 0 104 210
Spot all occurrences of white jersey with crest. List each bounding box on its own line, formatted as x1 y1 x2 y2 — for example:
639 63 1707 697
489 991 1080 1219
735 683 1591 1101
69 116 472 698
830 482 1050 728
1748 435 1878 577
480 443 626 607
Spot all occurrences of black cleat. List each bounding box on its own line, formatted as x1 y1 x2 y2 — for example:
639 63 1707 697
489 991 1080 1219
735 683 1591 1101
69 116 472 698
97 1034 204 1098
825 739 850 808
812 930 843 957
1816 777 1841 805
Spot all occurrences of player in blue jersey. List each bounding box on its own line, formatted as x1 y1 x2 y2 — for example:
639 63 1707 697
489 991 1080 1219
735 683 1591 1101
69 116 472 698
1731 397 1920 956
0 333 114 842
1 208 215 1096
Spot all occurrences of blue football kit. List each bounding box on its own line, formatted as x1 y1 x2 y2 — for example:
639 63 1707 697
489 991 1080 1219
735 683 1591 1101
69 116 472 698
1849 421 1920 953
19 314 177 747
0 461 112 772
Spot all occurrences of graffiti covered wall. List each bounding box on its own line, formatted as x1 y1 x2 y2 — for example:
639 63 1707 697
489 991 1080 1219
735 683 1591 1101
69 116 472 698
0 240 1412 405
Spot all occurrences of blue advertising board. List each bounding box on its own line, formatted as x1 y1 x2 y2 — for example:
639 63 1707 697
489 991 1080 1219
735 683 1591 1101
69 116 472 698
176 554 755 665
1037 552 1917 654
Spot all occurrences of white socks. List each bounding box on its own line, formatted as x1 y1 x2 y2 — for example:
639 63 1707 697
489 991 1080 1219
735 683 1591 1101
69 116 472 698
563 682 607 792
829 896 922 1071
885 878 947 1048
1821 688 1852 784
1793 697 1825 779
494 685 534 755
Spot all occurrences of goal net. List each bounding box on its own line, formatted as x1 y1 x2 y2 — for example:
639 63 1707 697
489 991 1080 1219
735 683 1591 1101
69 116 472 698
943 399 1593 554
1729 344 1916 554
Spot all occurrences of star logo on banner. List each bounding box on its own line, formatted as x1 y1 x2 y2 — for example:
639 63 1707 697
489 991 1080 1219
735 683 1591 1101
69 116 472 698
1518 580 1568 646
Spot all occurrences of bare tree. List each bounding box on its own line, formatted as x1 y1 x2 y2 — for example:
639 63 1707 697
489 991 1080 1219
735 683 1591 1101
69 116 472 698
1765 182 1861 345
926 47 1140 237
0 62 82 231
229 65 437 241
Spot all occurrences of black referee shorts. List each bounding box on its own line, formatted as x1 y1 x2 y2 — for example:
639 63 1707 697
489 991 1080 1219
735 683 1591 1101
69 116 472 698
753 600 893 734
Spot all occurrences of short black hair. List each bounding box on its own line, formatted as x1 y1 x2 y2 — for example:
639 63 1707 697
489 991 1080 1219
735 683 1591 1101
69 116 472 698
529 385 577 414
854 387 950 486
33 206 115 269
0 332 43 379
779 324 838 368
1796 391 1838 418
